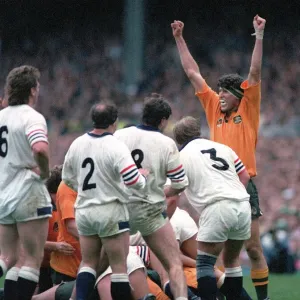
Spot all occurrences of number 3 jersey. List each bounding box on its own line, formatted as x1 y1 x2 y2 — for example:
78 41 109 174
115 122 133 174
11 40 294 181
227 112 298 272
62 132 146 209
114 125 189 204
180 138 249 214
0 105 48 216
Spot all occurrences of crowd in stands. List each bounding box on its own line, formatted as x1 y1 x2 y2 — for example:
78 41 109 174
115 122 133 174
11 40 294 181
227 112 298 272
0 22 299 272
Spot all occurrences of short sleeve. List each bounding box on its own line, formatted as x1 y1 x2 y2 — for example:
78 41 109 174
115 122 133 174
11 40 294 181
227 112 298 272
25 113 48 147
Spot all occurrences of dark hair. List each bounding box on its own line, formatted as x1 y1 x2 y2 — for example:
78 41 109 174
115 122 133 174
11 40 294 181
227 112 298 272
173 116 201 145
90 102 118 129
217 73 244 92
142 93 172 127
46 165 63 194
5 65 40 106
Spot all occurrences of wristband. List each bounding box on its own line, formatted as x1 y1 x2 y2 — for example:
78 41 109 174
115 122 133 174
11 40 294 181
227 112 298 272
251 29 264 40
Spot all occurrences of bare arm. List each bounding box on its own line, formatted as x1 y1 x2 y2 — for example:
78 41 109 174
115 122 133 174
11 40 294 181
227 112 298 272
44 241 75 255
171 20 205 92
66 219 79 240
164 185 185 198
180 253 196 268
248 15 266 85
32 141 50 180
238 169 250 188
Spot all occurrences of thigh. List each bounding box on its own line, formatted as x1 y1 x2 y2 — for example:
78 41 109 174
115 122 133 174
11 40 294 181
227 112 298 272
244 218 263 250
79 235 102 266
17 218 49 257
144 220 181 271
129 201 167 236
0 223 18 259
101 231 129 273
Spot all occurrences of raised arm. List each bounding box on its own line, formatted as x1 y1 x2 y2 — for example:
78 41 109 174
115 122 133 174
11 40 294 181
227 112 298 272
171 20 205 92
247 15 266 86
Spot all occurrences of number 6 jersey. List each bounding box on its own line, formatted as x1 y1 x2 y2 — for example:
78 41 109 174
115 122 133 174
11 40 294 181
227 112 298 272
114 125 189 204
179 138 249 214
0 105 48 200
62 132 146 209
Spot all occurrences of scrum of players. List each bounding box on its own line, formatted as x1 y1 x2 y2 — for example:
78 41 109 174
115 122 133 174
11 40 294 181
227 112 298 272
0 14 267 300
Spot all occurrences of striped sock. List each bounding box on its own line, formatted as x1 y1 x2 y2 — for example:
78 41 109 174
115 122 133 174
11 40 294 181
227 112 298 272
251 268 269 300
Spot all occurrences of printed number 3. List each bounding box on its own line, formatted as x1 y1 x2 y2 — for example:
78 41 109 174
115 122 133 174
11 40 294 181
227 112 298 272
201 148 229 171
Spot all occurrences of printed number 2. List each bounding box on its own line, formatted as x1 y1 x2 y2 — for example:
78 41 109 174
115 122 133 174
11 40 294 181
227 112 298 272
82 157 96 191
201 148 229 171
0 126 8 158
131 149 144 168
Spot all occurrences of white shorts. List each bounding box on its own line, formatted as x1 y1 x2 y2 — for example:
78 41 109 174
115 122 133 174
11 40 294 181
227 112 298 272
197 200 251 243
127 201 168 236
76 201 130 237
0 180 52 224
96 249 146 284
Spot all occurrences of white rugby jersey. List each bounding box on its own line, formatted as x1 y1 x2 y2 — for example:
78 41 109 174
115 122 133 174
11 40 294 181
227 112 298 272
170 207 198 245
114 125 189 204
180 138 249 214
62 132 146 209
0 105 48 217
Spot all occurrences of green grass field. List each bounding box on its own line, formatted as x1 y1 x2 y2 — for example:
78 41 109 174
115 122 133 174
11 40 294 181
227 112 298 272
0 274 299 299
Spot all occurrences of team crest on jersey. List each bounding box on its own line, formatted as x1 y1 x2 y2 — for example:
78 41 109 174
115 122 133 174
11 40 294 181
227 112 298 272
216 118 223 127
233 115 242 124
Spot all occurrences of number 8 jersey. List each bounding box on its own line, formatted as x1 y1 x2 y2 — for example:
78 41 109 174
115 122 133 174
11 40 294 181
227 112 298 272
179 138 250 214
114 125 189 204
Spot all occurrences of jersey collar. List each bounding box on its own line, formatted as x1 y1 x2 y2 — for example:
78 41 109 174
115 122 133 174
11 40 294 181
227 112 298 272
87 132 113 138
136 124 160 132
179 137 201 151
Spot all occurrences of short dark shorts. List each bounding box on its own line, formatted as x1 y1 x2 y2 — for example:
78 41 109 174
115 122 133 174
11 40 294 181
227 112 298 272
247 178 263 220
55 281 99 300
51 269 76 285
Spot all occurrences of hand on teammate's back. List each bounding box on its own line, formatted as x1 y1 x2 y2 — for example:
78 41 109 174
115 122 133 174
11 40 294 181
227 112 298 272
139 168 150 178
171 20 184 38
56 242 75 255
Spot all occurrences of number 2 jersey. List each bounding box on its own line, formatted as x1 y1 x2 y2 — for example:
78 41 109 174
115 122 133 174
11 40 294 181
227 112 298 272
62 132 146 209
114 125 189 204
180 138 249 214
0 105 49 217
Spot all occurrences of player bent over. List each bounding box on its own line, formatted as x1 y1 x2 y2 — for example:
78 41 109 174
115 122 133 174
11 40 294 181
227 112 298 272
173 117 251 300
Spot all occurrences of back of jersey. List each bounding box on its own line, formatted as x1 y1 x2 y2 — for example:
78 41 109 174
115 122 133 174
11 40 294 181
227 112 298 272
180 138 249 213
0 105 48 204
115 125 187 203
63 133 141 209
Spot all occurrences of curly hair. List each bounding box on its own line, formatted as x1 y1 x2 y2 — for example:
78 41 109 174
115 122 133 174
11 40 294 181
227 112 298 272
217 73 244 92
142 93 172 127
5 65 40 106
90 101 118 129
46 165 63 194
173 116 201 145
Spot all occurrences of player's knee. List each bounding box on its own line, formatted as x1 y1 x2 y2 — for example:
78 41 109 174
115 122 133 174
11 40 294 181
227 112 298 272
245 242 263 261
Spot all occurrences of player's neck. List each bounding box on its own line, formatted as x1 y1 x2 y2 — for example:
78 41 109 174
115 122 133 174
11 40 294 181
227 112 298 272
90 128 114 135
